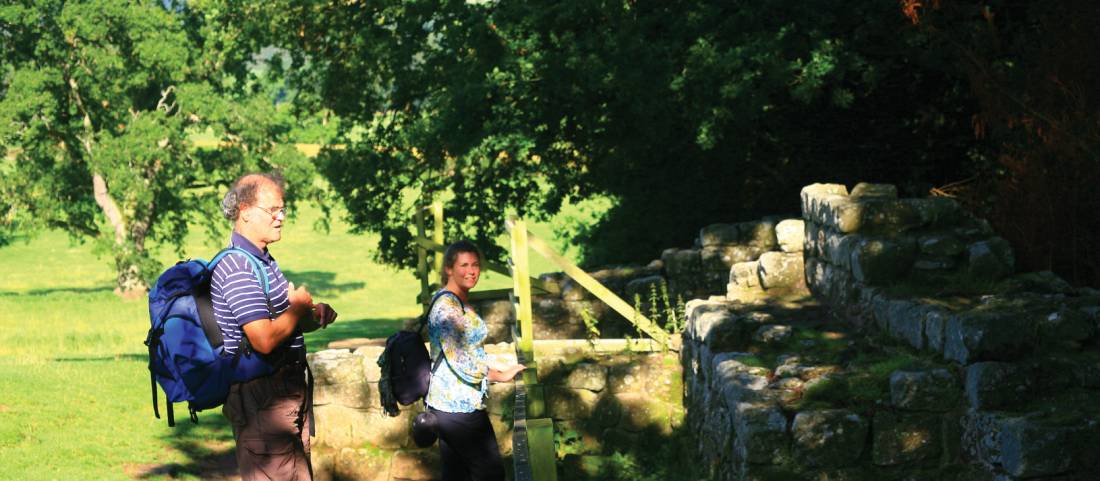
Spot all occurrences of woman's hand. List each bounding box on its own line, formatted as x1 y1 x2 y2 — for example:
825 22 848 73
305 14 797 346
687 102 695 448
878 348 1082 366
488 364 527 382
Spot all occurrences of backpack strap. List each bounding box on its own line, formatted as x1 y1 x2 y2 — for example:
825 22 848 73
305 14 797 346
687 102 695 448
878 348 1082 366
208 246 274 363
424 290 465 385
417 289 465 334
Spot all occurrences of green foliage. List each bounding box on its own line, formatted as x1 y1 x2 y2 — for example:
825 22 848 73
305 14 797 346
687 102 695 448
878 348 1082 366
580 307 601 348
235 0 982 270
0 0 324 291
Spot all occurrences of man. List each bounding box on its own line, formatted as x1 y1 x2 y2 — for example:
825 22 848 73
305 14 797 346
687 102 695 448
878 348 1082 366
211 172 338 480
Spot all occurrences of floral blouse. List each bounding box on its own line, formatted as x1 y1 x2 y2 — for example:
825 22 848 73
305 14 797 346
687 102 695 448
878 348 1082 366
425 290 490 413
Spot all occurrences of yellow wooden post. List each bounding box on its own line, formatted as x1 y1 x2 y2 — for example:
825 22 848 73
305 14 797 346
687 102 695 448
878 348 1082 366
431 201 444 276
510 218 534 360
415 208 430 310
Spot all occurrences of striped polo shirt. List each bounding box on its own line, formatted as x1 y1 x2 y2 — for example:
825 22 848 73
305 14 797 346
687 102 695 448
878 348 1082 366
210 232 304 357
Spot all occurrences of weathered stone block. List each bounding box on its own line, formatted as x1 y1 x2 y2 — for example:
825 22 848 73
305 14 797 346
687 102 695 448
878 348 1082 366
964 362 1031 410
607 353 680 401
850 182 898 199
912 256 957 272
624 275 666 305
776 219 806 253
884 300 926 350
314 380 378 410
730 261 761 289
906 197 965 227
599 428 641 456
489 415 513 456
662 248 703 277
702 245 766 272
390 449 440 480
967 237 1015 281
738 220 779 249
962 411 1011 467
590 394 623 429
1000 418 1076 478
314 404 412 449
923 308 950 354
851 237 917 284
1038 307 1095 344
792 410 869 468
310 349 363 386
944 310 1035 364
824 233 860 270
565 362 609 392
532 297 570 325
332 447 391 481
861 200 924 233
872 411 942 466
733 402 789 465
695 309 753 352
486 383 515 416
614 392 668 433
889 369 961 412
474 299 516 326
547 387 599 421
753 324 793 345
801 183 850 220
805 221 826 257
757 251 805 290
560 276 592 301
700 223 741 247
825 197 864 234
715 355 771 407
918 233 965 257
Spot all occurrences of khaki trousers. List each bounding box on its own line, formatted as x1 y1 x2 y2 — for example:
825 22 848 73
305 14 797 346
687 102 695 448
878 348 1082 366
223 364 313 481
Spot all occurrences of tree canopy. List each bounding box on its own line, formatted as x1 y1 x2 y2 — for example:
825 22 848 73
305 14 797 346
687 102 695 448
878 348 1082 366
234 0 981 269
0 0 321 294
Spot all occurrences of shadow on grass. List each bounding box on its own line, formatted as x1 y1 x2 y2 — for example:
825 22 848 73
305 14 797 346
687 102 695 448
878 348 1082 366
0 285 114 297
54 353 146 362
282 270 365 298
134 412 237 480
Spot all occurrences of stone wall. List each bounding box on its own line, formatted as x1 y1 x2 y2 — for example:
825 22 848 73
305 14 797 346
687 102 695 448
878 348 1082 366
679 182 1100 481
306 340 682 481
473 217 807 343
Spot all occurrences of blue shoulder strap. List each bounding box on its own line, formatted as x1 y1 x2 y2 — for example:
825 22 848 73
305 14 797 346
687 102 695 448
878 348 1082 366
208 246 270 297
209 246 273 321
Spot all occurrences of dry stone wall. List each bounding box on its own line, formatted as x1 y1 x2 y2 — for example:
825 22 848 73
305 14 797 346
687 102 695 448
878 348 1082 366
305 181 1099 480
473 217 807 343
680 182 1100 481
306 341 681 481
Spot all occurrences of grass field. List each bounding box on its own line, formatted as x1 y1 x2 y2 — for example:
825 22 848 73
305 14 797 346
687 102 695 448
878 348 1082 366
0 202 582 480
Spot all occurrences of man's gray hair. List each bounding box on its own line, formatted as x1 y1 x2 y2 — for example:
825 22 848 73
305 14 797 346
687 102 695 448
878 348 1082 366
221 172 286 220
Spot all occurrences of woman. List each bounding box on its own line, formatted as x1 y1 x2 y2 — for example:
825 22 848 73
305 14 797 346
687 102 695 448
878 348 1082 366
427 240 526 481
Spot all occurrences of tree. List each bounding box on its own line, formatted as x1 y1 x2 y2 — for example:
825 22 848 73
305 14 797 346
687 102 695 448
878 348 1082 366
228 0 981 270
903 0 1100 286
0 0 320 296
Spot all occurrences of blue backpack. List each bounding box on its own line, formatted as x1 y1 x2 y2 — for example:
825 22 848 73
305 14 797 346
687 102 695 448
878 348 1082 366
144 247 276 426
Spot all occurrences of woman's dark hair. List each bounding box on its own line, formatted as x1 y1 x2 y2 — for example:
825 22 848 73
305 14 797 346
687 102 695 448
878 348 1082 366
441 240 482 284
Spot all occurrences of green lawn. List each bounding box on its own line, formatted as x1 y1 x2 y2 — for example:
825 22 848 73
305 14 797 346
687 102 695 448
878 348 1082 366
0 202 583 480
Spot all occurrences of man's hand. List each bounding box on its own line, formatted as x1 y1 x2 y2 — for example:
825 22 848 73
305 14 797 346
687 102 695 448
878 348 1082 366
288 281 313 316
313 303 338 329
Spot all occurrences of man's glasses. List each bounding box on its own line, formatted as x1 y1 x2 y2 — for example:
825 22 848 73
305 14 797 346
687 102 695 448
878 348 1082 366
253 204 289 219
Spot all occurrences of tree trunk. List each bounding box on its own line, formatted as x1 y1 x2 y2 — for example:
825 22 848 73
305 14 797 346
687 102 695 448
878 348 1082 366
93 173 150 298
